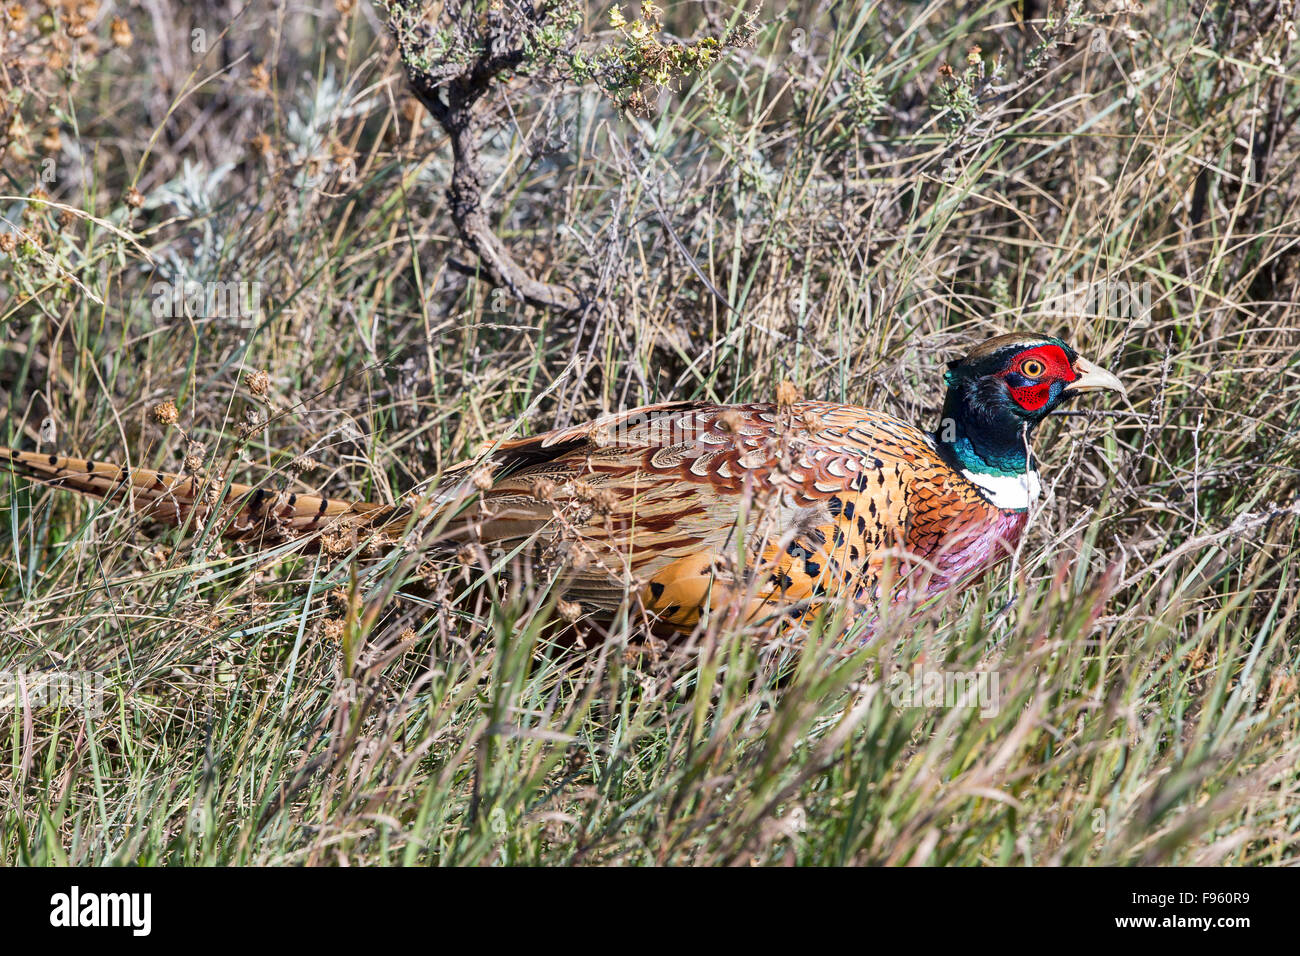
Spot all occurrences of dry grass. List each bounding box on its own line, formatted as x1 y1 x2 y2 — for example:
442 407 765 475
0 0 1298 864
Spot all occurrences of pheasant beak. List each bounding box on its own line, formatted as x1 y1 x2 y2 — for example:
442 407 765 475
1064 356 1126 397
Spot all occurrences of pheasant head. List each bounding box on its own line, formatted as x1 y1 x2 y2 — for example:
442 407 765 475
936 332 1126 510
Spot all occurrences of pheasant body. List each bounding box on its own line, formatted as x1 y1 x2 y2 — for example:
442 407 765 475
1 332 1124 634
434 399 1035 631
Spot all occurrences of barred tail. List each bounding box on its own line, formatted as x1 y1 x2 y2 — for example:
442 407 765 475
0 447 396 545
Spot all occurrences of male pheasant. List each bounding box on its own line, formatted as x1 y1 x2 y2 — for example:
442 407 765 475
1 332 1123 633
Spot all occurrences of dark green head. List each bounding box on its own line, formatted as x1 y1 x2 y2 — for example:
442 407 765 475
937 332 1125 477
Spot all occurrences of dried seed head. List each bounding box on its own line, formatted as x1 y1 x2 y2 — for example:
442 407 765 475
556 599 583 623
124 186 144 209
329 139 356 166
529 477 557 501
247 62 270 94
183 440 206 474
717 410 743 433
150 399 179 426
236 409 265 440
246 369 270 397
569 480 617 515
110 16 132 47
320 524 354 555
775 380 801 408
471 467 494 491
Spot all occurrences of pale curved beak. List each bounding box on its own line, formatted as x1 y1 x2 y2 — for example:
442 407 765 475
1064 356 1126 397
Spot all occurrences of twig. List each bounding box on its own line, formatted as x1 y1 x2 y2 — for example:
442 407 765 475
387 1 586 315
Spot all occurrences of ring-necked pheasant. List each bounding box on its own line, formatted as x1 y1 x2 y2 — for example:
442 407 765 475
1 332 1124 633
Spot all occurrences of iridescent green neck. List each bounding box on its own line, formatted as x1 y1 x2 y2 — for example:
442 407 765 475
935 387 1033 478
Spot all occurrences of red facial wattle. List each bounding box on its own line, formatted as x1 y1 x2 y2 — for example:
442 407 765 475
1001 344 1076 412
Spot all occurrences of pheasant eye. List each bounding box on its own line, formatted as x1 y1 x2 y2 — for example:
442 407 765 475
1020 358 1046 377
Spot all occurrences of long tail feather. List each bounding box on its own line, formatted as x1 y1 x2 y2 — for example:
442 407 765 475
0 447 397 546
